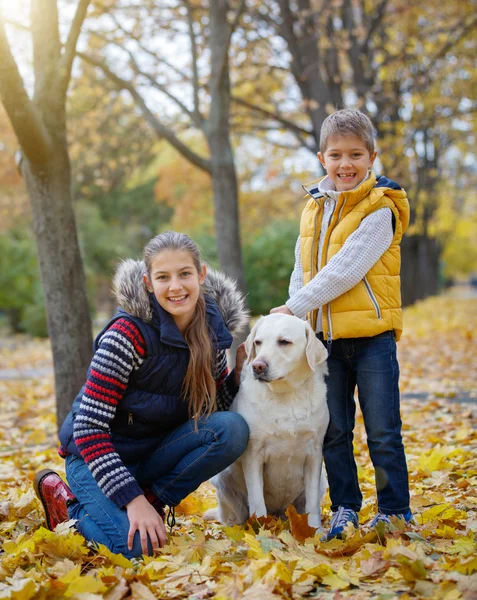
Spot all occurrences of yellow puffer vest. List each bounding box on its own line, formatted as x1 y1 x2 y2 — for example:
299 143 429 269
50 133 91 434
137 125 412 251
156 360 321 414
300 171 410 341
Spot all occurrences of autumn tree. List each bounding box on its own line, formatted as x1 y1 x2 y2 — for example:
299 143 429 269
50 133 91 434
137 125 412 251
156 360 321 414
78 0 248 299
228 0 477 303
0 1 93 427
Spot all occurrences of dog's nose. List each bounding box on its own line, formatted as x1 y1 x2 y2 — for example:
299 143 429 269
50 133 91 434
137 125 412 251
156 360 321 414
252 359 268 374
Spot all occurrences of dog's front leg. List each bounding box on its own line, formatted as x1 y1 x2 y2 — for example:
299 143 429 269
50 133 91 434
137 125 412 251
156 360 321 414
241 446 267 518
304 451 323 530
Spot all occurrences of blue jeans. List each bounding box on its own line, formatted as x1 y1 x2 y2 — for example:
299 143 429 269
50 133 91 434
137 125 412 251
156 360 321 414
321 331 410 515
66 412 248 558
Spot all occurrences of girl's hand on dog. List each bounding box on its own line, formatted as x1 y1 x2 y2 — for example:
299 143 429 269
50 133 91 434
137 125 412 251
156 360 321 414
126 494 167 554
234 343 246 385
270 305 293 315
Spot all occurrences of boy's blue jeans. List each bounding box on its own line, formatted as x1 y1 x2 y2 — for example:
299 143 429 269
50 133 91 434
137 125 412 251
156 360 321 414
66 411 249 558
320 330 410 515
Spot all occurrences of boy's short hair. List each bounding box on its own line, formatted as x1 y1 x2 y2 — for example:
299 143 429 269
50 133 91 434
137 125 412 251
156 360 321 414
320 109 376 154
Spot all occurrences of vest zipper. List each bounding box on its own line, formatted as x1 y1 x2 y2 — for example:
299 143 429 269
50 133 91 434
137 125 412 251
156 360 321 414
309 202 320 328
128 412 134 425
363 277 382 319
324 196 348 351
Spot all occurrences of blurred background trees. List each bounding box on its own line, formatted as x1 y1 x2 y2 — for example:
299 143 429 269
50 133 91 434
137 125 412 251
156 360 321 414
1 0 476 410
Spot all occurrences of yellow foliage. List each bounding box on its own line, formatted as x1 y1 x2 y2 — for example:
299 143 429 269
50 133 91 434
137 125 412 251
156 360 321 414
0 294 477 598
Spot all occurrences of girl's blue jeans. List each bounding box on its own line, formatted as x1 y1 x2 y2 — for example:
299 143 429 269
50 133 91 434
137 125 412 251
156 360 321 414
66 411 249 558
320 330 410 515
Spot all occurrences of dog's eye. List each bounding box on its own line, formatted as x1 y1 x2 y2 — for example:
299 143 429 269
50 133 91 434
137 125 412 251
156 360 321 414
278 339 292 346
254 340 262 346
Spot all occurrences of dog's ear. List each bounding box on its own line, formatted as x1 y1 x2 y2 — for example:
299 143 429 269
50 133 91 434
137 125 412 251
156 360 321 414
244 317 263 364
305 322 328 370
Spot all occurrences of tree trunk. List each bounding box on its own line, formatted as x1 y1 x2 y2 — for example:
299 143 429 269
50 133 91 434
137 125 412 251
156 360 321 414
401 234 441 306
208 0 248 357
0 0 93 428
23 151 92 428
208 0 246 295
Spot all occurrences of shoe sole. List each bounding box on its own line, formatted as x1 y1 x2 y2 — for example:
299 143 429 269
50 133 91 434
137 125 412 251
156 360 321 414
33 468 58 531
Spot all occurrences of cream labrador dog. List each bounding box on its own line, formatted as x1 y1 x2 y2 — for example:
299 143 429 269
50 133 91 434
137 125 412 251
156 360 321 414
205 313 329 529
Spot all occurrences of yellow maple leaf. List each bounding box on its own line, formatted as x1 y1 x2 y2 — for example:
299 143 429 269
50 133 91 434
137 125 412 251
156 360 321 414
95 543 134 568
322 572 351 590
64 574 107 597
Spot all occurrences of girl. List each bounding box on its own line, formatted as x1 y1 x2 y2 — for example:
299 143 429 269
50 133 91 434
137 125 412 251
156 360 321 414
34 231 249 558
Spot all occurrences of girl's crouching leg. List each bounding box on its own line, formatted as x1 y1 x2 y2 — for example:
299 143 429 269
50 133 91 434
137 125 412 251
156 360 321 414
204 411 249 468
66 455 153 559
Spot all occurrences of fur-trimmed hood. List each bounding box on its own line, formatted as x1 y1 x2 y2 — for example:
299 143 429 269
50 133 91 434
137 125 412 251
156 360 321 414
112 259 249 335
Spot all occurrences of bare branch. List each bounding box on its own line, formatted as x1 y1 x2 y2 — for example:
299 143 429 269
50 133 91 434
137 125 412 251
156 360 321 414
362 0 389 54
231 95 313 138
0 14 51 164
125 47 203 128
88 30 202 127
60 0 91 94
107 13 188 81
78 52 211 173
182 0 201 121
3 18 29 32
424 15 477 75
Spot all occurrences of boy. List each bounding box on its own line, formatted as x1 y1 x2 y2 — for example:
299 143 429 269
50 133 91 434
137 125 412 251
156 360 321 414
271 109 411 540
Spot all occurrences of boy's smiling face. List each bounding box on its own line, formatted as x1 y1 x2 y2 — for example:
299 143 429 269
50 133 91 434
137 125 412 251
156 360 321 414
318 134 377 192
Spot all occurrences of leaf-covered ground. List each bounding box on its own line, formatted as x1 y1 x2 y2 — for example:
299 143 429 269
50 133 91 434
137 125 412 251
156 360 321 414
0 293 476 599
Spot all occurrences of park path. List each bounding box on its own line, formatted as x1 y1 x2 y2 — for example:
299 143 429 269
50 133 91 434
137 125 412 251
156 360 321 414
1 287 476 403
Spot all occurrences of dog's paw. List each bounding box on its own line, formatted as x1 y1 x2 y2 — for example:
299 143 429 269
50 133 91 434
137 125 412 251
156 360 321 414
249 505 267 519
307 513 322 529
202 508 219 521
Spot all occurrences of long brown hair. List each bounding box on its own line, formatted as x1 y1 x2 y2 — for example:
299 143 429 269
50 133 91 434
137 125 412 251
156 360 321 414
143 231 216 422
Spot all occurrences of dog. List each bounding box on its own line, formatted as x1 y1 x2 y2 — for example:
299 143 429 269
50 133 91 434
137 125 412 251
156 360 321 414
205 313 329 529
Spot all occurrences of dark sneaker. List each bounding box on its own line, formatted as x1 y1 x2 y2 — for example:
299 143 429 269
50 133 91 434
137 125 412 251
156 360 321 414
326 507 359 541
370 509 413 528
33 469 76 531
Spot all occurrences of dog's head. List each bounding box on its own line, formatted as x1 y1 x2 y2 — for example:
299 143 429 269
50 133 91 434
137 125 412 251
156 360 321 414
244 313 328 387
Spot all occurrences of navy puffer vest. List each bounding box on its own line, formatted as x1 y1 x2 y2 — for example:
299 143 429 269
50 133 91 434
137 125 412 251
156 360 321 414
59 293 236 455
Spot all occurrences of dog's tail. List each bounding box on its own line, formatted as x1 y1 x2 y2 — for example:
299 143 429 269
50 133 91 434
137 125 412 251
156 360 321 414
202 508 219 522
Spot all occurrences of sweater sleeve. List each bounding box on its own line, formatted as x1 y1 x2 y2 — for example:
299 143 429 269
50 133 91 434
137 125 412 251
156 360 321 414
286 208 394 319
288 235 304 299
73 318 147 508
213 349 239 411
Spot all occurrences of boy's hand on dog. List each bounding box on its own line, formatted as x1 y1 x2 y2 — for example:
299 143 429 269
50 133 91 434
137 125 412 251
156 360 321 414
126 494 167 554
270 305 293 315
234 343 246 386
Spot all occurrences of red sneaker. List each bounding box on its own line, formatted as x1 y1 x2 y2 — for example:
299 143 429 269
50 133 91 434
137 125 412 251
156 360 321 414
33 469 76 531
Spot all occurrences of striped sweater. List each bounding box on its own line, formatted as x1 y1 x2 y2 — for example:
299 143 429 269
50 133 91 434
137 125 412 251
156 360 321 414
68 317 236 507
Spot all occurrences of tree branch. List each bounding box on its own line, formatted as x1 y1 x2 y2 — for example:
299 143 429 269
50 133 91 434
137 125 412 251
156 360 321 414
60 0 91 95
424 15 477 77
182 0 201 122
0 14 51 164
31 0 62 102
125 47 203 128
78 52 211 173
107 13 189 81
362 0 389 54
231 95 313 138
213 0 246 87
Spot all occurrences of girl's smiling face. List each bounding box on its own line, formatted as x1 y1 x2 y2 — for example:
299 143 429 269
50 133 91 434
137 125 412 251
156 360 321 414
318 135 377 192
144 249 206 333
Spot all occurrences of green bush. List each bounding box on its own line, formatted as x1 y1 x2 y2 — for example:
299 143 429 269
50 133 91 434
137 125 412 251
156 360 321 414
243 221 298 315
0 226 48 336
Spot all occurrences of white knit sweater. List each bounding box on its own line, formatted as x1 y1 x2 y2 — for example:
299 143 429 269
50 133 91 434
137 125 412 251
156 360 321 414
286 174 393 332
